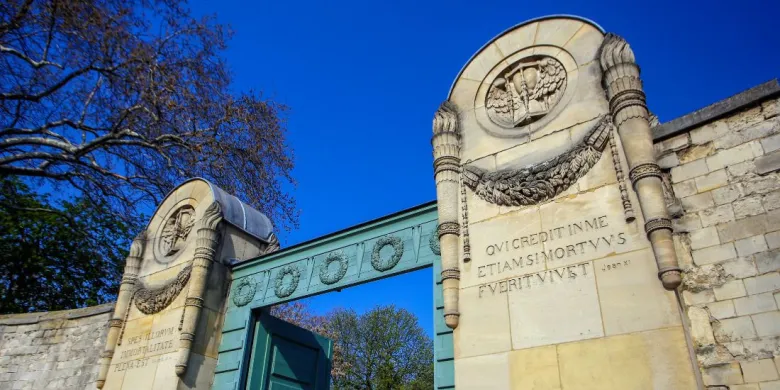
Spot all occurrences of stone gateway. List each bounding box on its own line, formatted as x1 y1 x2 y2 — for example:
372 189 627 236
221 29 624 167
1 14 780 390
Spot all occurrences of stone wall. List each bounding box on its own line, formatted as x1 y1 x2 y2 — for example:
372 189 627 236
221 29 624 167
0 303 112 390
657 88 780 389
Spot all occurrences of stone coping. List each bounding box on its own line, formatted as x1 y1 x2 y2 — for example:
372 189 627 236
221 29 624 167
0 302 114 325
653 79 780 141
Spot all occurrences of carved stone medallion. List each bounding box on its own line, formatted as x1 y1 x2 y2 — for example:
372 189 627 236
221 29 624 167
486 55 566 128
159 205 195 258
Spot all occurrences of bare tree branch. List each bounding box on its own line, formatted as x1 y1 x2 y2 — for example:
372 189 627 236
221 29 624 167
0 0 297 231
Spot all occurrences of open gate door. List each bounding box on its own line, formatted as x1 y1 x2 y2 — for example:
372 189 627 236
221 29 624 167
245 313 333 390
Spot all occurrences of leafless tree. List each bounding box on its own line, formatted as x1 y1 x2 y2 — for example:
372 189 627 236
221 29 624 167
0 0 296 229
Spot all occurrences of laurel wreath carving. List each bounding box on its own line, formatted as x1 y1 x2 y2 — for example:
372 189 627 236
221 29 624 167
134 264 192 315
319 252 349 285
274 265 301 298
462 115 613 206
232 277 257 307
371 236 404 272
429 229 441 256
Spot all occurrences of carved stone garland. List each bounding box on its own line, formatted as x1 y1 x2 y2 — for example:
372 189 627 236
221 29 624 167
462 115 613 206
274 265 301 298
371 236 404 272
319 252 349 285
133 264 192 314
429 228 441 256
600 34 681 290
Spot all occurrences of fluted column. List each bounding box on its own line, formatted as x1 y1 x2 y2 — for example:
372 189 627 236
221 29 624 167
432 101 461 329
600 34 681 290
175 202 223 376
97 233 145 388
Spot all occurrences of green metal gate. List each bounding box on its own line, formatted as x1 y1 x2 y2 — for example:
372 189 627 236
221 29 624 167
211 202 453 390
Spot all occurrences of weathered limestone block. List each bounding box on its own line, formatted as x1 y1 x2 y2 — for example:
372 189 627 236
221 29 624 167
688 306 716 348
741 358 780 383
0 304 113 390
683 264 726 292
755 151 780 175
702 362 744 386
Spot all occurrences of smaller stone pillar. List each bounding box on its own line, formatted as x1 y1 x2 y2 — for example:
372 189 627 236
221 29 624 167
96 233 145 389
175 202 222 375
432 101 461 328
600 34 682 290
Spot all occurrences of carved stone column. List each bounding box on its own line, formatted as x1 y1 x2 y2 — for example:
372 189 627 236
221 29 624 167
175 202 223 375
96 233 145 389
600 34 682 290
432 101 461 329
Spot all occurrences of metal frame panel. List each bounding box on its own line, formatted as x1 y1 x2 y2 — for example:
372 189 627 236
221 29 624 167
211 202 455 390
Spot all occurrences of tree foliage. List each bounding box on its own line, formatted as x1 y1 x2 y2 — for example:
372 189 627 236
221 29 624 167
270 303 434 389
0 177 133 313
0 0 296 230
327 305 434 390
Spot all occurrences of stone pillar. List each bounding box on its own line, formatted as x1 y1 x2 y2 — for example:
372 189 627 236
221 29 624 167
96 233 145 389
432 101 461 329
175 201 223 375
600 34 682 290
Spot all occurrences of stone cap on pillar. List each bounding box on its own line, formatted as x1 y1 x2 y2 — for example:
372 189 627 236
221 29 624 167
148 178 274 244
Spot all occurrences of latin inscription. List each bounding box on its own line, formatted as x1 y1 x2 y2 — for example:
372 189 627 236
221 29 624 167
113 354 174 373
114 357 151 372
474 214 634 298
477 215 628 278
478 262 591 298
118 326 177 360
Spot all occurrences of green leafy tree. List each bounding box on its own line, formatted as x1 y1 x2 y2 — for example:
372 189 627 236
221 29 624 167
0 178 134 313
327 305 434 390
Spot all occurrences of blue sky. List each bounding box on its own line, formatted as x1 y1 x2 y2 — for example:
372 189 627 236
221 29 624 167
189 0 778 335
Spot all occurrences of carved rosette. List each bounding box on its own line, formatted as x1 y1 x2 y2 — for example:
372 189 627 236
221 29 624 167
97 232 146 389
600 34 681 290
175 202 223 376
432 101 461 329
